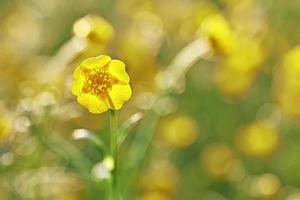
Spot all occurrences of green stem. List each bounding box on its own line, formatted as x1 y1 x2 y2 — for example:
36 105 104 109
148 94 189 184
109 110 119 200
121 110 159 196
120 39 211 196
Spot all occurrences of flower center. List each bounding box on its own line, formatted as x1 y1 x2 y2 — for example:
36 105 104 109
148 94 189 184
83 70 112 98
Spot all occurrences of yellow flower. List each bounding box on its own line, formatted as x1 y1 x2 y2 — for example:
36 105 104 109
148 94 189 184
276 45 300 117
251 174 281 198
235 121 280 158
73 15 114 44
71 55 132 114
215 66 255 96
0 115 12 142
138 161 179 195
0 104 12 142
201 143 244 180
215 36 265 96
157 115 199 148
140 192 172 200
200 14 237 55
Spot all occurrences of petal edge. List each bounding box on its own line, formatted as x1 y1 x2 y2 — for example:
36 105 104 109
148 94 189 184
77 94 108 114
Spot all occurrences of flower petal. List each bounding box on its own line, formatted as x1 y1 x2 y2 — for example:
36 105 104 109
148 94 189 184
71 67 85 96
108 60 130 83
80 55 111 70
108 84 132 110
77 94 108 114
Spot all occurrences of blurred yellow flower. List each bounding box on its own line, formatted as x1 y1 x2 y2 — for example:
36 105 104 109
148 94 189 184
276 45 300 117
71 15 115 62
0 117 11 141
215 36 265 96
286 192 300 200
140 192 172 200
139 161 179 195
223 37 264 73
71 55 132 114
73 15 114 44
250 174 281 198
0 105 12 142
201 143 244 180
157 115 199 148
215 65 256 96
283 45 300 75
236 121 280 158
200 14 237 55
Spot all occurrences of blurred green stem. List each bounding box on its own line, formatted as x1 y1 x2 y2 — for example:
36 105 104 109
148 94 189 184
109 110 119 200
121 38 211 196
32 125 93 179
121 110 159 196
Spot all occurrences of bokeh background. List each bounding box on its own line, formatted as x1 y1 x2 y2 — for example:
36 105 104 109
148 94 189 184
1 0 300 199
